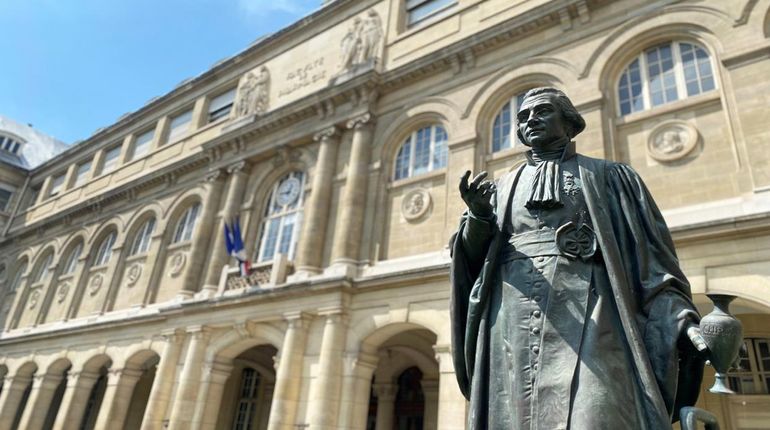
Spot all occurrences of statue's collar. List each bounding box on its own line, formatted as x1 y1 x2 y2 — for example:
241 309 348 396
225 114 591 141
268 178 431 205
525 140 577 165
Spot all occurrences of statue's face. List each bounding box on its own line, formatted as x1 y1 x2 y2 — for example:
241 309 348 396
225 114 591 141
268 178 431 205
517 93 569 148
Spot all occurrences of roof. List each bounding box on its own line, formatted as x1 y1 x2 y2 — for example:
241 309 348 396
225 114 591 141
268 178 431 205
0 115 69 170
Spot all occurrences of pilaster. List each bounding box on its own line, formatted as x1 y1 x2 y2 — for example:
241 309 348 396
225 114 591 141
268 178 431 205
51 370 100 430
140 329 185 430
167 326 212 430
267 312 311 430
0 374 32 429
306 308 348 430
92 367 144 429
373 383 397 430
434 345 465 430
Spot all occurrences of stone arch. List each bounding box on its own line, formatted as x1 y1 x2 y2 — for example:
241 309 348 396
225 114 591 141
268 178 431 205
118 204 162 250
205 323 285 363
10 360 38 378
44 356 73 375
377 345 440 381
77 353 113 374
353 318 446 355
162 190 206 244
28 240 60 269
58 230 88 266
86 217 124 249
29 245 56 282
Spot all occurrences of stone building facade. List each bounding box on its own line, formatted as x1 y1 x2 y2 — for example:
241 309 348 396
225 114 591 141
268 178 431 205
1 0 770 429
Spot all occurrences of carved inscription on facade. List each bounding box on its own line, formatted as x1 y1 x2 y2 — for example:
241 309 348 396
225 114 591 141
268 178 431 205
278 58 326 98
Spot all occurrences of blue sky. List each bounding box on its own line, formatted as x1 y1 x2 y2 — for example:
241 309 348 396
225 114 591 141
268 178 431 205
0 0 319 144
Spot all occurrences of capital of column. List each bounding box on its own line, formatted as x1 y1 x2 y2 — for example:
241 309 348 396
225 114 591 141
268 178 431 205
346 113 373 130
354 351 379 373
313 126 339 142
284 311 312 330
204 169 224 183
186 325 213 342
373 383 397 401
317 307 349 325
107 367 144 383
226 160 249 175
68 370 101 383
203 361 233 383
433 344 455 374
160 328 185 344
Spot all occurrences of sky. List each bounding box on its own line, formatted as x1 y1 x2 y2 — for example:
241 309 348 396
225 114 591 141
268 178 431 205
0 0 320 144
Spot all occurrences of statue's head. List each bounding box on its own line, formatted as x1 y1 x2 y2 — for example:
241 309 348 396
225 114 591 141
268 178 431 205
516 87 585 147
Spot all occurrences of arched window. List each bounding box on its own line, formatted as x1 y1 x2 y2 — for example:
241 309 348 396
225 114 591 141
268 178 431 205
232 367 261 430
10 262 27 292
492 92 528 152
618 41 716 116
394 125 448 180
62 243 82 275
128 218 156 256
257 172 306 263
93 232 116 266
32 253 53 284
172 203 201 244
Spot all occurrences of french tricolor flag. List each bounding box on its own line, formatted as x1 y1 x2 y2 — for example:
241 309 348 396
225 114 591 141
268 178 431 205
224 217 251 277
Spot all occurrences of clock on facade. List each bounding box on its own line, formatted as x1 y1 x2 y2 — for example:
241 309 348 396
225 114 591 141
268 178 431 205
276 177 301 206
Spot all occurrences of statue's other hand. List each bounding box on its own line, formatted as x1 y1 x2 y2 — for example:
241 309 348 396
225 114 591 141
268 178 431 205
459 170 496 218
686 324 708 353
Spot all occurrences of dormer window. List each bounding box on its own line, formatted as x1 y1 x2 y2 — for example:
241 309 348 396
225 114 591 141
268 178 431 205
0 134 23 155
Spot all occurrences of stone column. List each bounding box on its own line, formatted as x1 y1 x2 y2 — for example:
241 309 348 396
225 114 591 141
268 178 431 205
193 361 233 430
16 372 64 430
202 161 249 292
330 114 374 272
294 127 339 275
306 309 348 430
92 367 143 430
140 329 184 430
347 352 379 430
0 374 32 428
435 346 465 430
167 326 211 430
180 172 225 298
51 370 100 430
421 379 439 430
373 383 397 430
266 312 310 430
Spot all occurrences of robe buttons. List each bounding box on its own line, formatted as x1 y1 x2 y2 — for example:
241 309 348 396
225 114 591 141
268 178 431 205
532 310 541 318
532 345 540 354
533 295 541 302
536 256 545 263
533 363 538 371
532 327 540 335
533 282 542 289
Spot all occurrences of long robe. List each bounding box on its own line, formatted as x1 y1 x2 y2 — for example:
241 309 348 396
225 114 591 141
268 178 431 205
450 152 704 429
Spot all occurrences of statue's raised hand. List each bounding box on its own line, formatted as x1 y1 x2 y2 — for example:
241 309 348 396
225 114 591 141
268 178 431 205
459 170 496 218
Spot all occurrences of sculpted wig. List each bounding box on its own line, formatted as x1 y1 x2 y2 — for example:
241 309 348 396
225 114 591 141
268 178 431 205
516 87 586 144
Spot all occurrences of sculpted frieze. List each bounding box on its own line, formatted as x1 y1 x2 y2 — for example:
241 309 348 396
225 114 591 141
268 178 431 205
235 66 270 117
278 58 326 98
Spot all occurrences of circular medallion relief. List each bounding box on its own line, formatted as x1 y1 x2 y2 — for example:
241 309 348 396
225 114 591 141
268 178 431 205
648 120 699 162
57 282 70 303
401 188 432 221
28 290 41 309
89 274 104 296
169 253 187 277
126 264 142 287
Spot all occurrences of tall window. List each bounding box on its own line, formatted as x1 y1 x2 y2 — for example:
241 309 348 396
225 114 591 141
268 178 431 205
62 243 82 275
128 218 156 256
394 125 448 180
729 338 770 394
492 92 528 152
49 173 66 198
406 0 457 27
100 145 122 175
32 253 53 284
257 172 306 262
0 187 12 212
168 109 193 142
93 232 116 267
129 129 155 161
618 41 716 116
172 203 201 244
208 88 236 123
232 368 261 430
10 262 27 292
74 159 92 187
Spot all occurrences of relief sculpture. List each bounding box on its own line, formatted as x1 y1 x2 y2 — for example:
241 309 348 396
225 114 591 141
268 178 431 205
235 66 270 117
338 9 382 75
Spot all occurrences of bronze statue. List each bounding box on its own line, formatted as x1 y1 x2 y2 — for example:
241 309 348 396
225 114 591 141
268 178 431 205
450 87 708 429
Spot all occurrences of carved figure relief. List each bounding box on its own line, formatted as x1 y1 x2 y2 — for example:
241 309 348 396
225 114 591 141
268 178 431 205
338 9 382 74
648 120 699 162
89 274 104 296
57 282 70 303
562 171 582 196
126 264 142 287
402 188 432 221
169 252 187 277
236 66 270 117
28 289 40 309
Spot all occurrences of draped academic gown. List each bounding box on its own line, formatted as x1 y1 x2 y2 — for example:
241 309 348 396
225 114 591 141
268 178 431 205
450 147 704 429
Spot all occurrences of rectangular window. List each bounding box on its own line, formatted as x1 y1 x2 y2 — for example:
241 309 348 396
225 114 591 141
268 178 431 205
168 109 193 142
101 145 122 175
406 0 456 27
74 160 92 187
0 188 12 212
49 173 66 197
208 88 236 123
729 338 770 394
129 129 155 161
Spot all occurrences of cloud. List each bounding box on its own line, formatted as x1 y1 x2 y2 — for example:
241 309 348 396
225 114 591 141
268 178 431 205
237 0 317 17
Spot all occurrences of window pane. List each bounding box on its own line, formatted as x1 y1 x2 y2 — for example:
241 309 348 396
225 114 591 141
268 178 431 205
432 126 448 169
412 128 431 176
95 233 116 266
169 110 193 141
11 263 27 292
64 243 82 274
208 88 236 122
278 213 296 256
131 129 154 160
101 146 121 174
492 102 511 152
0 188 12 211
173 203 201 243
34 254 53 283
394 140 412 180
130 218 155 256
407 0 456 25
50 174 66 197
646 44 679 106
260 218 281 262
74 160 92 187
